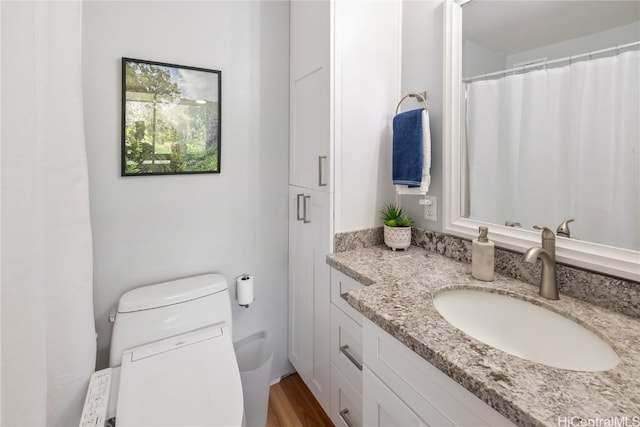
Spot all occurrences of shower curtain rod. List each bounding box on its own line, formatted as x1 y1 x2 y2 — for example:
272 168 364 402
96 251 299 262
463 40 640 83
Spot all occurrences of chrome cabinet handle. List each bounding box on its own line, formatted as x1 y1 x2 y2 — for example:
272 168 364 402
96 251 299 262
296 194 305 221
303 195 311 224
339 344 362 371
318 156 327 187
339 408 354 427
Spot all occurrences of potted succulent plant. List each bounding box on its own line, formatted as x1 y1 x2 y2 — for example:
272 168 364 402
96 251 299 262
381 204 414 251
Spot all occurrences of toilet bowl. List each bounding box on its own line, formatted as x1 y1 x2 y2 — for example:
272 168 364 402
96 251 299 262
105 274 244 426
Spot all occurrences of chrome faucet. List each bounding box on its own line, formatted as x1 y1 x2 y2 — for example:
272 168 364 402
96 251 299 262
524 225 559 300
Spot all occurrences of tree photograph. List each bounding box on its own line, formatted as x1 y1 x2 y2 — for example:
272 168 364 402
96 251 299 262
122 58 221 175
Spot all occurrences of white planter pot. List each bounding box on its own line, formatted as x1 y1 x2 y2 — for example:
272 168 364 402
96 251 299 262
383 225 412 251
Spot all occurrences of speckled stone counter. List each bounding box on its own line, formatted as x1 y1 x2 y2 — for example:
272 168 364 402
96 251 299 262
327 245 640 426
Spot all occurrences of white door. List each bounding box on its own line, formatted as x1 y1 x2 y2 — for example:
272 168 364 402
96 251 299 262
289 0 331 191
288 186 313 378
287 186 331 413
309 188 331 410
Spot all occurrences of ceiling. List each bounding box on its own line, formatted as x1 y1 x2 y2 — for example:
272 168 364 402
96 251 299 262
462 1 640 55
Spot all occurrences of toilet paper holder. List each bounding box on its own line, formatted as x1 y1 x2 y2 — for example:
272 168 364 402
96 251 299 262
237 274 254 308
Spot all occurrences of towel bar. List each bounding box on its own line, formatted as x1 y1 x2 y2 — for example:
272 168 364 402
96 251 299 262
395 91 428 114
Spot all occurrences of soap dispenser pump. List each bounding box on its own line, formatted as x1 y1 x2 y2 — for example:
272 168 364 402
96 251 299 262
472 226 494 281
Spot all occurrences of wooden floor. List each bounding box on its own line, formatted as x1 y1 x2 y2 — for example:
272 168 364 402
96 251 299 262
266 373 334 427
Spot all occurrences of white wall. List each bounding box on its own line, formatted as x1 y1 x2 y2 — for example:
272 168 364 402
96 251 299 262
334 0 401 232
400 0 445 232
82 1 292 379
462 39 506 78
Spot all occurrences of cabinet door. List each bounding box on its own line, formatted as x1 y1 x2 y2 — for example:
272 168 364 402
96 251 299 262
363 367 428 427
331 268 364 325
330 304 363 394
288 186 313 378
287 186 331 413
309 188 331 410
290 0 331 191
290 65 330 191
291 0 329 80
363 319 515 426
331 364 363 427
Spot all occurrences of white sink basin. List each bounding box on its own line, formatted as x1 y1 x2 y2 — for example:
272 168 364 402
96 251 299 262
433 289 619 372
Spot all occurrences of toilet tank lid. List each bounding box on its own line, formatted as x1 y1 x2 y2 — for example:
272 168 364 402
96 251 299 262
118 274 228 313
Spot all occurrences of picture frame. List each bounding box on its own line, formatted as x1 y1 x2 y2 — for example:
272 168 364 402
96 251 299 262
121 57 221 176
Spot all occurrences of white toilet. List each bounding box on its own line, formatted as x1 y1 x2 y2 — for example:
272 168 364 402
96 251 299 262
106 273 244 426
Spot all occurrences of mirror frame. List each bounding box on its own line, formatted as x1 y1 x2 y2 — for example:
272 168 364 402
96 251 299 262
443 0 639 281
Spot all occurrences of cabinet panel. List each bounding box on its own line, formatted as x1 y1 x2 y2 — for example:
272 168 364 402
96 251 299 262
290 68 330 191
287 186 331 413
291 0 329 81
331 364 363 427
330 304 363 394
363 367 427 427
310 189 331 410
364 319 515 426
330 268 364 324
288 187 313 377
334 0 402 231
290 0 330 80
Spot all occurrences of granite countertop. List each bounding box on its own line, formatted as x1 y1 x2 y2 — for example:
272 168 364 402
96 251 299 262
326 245 640 426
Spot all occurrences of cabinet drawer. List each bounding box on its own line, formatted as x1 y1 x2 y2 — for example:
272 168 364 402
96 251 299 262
331 303 363 393
363 318 515 426
330 268 364 324
331 363 363 427
363 366 427 427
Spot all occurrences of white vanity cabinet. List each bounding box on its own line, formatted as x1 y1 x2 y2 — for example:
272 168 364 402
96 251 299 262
328 269 514 427
330 268 364 427
363 318 515 426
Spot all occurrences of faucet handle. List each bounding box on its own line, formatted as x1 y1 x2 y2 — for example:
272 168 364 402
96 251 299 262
505 221 522 227
556 217 575 238
533 225 556 258
533 225 555 238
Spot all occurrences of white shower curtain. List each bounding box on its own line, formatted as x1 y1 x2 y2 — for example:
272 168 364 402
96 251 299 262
1 1 96 426
465 50 640 251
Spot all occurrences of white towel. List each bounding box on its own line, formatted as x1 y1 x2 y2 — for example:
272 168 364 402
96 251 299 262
396 110 431 195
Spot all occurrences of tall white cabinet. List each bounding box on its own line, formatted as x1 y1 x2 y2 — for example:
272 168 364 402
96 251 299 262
288 0 401 418
288 0 333 412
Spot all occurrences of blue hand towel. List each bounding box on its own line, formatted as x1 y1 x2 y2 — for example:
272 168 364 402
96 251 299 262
392 108 423 187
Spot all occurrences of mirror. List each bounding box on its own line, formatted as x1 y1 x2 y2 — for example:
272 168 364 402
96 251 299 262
443 0 640 281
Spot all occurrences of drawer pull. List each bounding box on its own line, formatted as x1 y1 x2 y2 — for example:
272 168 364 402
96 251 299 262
339 408 355 427
303 195 311 223
318 155 327 187
339 344 363 371
296 194 305 221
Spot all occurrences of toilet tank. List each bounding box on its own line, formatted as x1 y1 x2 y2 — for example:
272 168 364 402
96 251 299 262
109 274 232 368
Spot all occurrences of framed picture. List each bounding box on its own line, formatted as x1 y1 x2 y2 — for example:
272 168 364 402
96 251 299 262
121 58 221 176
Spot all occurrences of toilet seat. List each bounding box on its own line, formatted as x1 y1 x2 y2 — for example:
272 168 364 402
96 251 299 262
116 325 244 426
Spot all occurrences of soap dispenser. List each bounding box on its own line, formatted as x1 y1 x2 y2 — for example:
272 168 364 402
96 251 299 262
472 226 494 281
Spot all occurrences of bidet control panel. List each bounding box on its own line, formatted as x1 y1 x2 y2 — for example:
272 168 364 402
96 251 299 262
79 368 112 427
